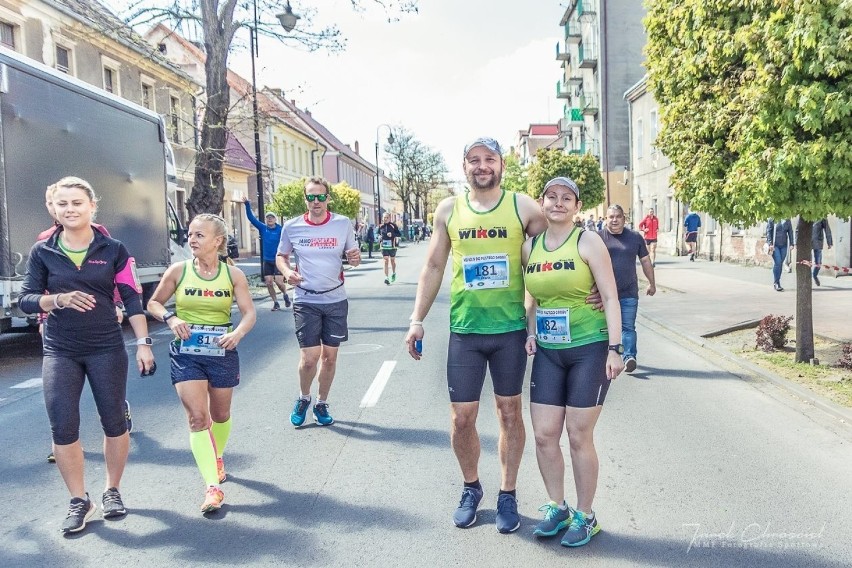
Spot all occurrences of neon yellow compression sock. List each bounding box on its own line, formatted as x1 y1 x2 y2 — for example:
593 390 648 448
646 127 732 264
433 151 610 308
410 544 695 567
190 429 219 486
210 418 232 458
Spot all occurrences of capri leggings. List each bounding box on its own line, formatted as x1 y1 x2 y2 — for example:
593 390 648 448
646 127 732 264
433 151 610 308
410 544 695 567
42 347 129 445
446 330 528 403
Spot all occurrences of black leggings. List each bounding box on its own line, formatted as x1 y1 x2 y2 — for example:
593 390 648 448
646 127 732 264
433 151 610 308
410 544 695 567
42 348 129 445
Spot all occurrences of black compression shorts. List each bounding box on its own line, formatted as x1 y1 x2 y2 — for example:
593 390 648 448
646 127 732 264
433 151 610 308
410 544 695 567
446 330 527 403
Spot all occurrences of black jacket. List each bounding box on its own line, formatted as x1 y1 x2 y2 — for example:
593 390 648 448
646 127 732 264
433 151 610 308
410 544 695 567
20 228 143 355
811 219 833 250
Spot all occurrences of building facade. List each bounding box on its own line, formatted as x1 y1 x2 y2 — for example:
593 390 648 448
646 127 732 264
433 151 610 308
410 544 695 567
516 124 560 166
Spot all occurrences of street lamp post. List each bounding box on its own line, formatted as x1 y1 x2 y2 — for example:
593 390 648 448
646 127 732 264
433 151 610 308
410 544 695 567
251 0 299 254
374 124 394 225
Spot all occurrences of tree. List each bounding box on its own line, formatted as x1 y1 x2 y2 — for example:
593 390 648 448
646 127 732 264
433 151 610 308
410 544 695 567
526 150 606 207
384 127 447 231
645 0 852 362
269 178 360 221
501 152 528 196
120 0 419 220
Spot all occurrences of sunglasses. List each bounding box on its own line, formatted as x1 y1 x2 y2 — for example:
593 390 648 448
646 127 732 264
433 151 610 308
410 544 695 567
305 193 329 202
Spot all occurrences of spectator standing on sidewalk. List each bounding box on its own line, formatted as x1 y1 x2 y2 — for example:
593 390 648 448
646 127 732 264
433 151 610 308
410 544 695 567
598 204 656 373
684 210 701 261
638 208 660 266
241 197 291 311
365 223 376 258
405 137 547 534
809 219 833 287
766 218 795 291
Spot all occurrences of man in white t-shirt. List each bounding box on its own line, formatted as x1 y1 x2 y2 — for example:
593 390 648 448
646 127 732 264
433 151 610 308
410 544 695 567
276 177 361 427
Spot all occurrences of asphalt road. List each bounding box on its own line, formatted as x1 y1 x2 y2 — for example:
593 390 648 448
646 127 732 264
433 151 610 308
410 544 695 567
1 242 851 567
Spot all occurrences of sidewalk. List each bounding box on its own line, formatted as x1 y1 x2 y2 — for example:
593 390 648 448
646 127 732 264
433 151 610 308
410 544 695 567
638 252 852 342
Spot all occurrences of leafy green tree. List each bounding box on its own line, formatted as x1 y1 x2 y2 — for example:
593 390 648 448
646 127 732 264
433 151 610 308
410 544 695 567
269 178 360 221
645 0 852 362
526 150 605 207
501 153 529 197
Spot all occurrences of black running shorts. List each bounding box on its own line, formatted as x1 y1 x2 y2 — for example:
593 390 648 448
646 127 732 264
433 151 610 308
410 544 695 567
446 330 527 403
293 299 349 348
530 340 610 408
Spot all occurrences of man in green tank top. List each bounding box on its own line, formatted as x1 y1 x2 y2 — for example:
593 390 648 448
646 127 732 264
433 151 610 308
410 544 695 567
405 137 547 533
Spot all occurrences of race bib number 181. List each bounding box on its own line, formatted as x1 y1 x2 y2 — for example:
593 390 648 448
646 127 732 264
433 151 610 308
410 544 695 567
462 253 509 289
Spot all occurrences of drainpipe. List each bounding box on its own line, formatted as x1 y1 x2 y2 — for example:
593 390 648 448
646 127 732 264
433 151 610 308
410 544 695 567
600 0 611 205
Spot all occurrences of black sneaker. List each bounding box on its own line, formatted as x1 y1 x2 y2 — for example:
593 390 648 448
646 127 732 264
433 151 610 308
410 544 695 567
814 275 821 287
102 487 127 518
47 452 55 463
271 302 281 311
124 400 133 433
283 294 292 308
61 494 96 534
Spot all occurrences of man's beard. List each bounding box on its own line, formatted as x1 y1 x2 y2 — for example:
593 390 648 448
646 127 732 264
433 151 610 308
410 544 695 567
466 167 502 190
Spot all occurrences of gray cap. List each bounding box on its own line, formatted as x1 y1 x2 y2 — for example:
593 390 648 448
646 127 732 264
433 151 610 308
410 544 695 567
265 212 278 221
542 176 580 199
463 137 503 158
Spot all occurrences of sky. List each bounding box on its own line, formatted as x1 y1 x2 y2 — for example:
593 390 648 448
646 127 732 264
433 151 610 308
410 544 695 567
224 0 567 183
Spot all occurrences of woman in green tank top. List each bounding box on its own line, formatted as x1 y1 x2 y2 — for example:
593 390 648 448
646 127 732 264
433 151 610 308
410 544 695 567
521 177 624 547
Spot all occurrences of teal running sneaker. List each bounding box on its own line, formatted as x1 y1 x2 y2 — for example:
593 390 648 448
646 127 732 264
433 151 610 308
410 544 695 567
453 486 483 528
391 273 397 283
533 501 573 537
313 402 334 426
290 397 311 427
560 510 600 547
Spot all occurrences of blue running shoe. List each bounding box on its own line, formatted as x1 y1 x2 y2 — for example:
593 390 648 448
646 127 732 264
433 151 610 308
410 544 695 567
560 510 600 547
312 402 334 426
496 493 520 533
290 397 311 427
453 486 483 528
533 501 573 537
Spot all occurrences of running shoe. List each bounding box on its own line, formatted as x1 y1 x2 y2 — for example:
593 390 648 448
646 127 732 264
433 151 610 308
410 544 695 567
391 273 397 283
495 493 520 533
560 510 600 547
61 494 96 534
217 457 227 483
290 397 311 427
384 278 390 285
124 400 133 433
201 486 224 513
624 357 637 373
814 275 821 287
272 302 281 311
313 402 334 426
533 501 573 537
102 487 127 518
453 486 483 528
283 294 292 308
47 452 55 463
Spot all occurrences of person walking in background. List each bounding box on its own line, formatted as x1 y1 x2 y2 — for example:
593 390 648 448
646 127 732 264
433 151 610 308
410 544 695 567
766 218 795 292
584 214 596 232
365 223 376 259
522 177 624 547
810 218 833 287
20 177 155 534
405 137 547 534
277 177 361 428
638 208 659 267
684 210 701 261
598 204 655 373
241 197 291 311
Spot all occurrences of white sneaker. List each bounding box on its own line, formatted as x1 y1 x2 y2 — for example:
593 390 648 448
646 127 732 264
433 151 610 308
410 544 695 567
624 357 637 373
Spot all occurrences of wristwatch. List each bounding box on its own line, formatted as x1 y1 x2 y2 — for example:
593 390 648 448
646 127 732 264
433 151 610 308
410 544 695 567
162 311 176 323
608 344 624 354
136 337 153 346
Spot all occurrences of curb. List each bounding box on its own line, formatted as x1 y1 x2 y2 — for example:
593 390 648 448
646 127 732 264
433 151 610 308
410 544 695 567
638 312 852 426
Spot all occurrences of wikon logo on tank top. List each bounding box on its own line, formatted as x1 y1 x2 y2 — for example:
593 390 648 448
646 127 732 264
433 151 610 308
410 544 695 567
457 226 509 239
297 237 338 249
526 259 576 273
183 287 232 297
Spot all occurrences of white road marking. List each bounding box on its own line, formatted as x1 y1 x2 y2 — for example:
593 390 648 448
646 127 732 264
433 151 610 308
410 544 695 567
11 378 43 389
360 361 396 408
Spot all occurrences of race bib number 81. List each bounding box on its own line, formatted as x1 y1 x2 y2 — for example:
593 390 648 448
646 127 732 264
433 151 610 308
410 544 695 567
536 308 571 344
462 253 509 289
179 324 229 356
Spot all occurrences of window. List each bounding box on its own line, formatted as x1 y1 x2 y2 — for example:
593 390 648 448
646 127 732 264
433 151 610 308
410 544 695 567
103 68 115 93
157 43 167 54
169 95 181 144
282 141 288 169
141 83 153 110
273 136 280 168
636 118 643 159
0 22 14 49
55 45 71 74
650 109 658 148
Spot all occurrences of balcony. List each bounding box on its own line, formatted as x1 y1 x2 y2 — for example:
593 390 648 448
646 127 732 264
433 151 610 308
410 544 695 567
578 41 598 69
568 142 585 155
556 80 571 99
558 106 584 133
576 0 597 19
564 20 581 44
579 93 599 115
555 42 570 61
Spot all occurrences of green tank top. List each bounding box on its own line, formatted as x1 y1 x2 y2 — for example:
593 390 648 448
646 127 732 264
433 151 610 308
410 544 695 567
175 260 234 326
446 190 526 334
524 228 608 349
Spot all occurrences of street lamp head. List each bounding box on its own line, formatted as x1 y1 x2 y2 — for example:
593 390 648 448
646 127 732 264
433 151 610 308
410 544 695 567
388 133 395 144
277 2 301 33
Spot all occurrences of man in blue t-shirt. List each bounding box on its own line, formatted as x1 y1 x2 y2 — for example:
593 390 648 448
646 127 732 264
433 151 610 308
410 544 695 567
242 197 291 310
599 204 656 373
684 211 702 261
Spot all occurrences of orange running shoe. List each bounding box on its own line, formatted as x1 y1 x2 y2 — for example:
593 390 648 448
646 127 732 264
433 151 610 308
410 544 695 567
216 457 227 483
201 486 224 513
